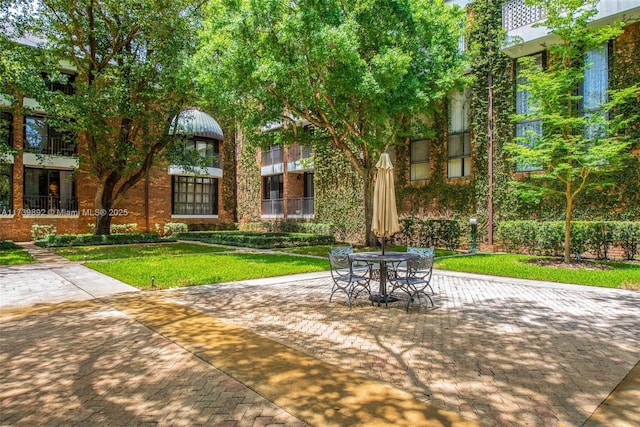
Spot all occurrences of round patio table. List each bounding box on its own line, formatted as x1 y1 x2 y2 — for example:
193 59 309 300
348 252 419 306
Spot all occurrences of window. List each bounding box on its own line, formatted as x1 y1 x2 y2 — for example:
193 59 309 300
1 112 12 147
24 116 75 156
262 174 284 215
184 137 219 168
172 176 218 215
515 52 545 172
410 139 429 181
0 165 12 213
582 43 609 140
42 72 76 95
263 174 283 200
448 89 471 178
23 168 76 212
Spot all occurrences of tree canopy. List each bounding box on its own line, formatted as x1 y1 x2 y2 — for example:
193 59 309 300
506 0 639 261
2 0 203 234
195 0 467 245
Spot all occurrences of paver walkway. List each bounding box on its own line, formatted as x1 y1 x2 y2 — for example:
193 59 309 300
1 244 639 426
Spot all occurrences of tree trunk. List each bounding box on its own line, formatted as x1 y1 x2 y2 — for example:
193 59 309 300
93 179 115 235
564 187 573 263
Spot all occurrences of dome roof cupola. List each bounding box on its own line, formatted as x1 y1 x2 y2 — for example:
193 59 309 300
170 108 223 140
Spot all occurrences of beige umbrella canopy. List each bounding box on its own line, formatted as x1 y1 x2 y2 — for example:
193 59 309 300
371 153 400 254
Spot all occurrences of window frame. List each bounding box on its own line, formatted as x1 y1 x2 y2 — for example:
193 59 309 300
447 88 472 178
171 175 218 216
410 139 430 182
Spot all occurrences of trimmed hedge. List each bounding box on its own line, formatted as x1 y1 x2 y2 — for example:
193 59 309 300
240 221 333 235
35 233 169 248
0 240 21 250
396 218 461 250
497 221 640 260
176 231 335 249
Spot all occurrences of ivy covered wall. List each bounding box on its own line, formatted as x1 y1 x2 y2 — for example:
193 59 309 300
313 141 365 243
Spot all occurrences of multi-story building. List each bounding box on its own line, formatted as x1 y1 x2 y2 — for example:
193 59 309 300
0 78 233 241
260 143 315 221
243 0 640 244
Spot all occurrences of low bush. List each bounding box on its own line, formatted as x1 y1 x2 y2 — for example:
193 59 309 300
0 240 20 250
176 231 334 248
497 221 640 260
187 222 238 232
240 221 333 235
31 224 57 240
35 232 168 247
396 218 461 250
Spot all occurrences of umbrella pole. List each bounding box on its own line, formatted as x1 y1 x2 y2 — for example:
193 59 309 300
381 237 386 255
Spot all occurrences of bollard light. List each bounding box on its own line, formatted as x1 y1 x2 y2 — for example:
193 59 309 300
151 275 156 288
469 218 477 253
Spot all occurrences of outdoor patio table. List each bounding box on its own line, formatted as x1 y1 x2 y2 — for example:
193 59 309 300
348 252 419 306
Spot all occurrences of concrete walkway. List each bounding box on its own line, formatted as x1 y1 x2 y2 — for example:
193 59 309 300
1 244 639 426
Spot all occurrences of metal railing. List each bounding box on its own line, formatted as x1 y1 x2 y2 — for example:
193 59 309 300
287 197 314 216
22 195 78 214
261 147 284 167
262 198 284 216
502 0 545 31
288 145 313 162
24 136 77 156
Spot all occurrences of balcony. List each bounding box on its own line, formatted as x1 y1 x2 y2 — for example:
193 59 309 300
25 136 76 157
261 146 284 176
261 198 284 218
287 145 314 173
22 195 78 215
287 197 315 218
502 0 640 58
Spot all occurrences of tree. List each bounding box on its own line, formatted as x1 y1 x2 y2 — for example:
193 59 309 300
505 0 639 262
195 0 466 246
2 0 203 234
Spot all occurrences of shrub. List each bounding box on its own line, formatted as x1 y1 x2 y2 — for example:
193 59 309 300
187 222 238 232
35 232 166 247
111 223 138 234
497 220 639 260
397 218 461 250
616 222 640 260
163 222 188 237
176 231 334 248
32 224 57 240
0 240 20 250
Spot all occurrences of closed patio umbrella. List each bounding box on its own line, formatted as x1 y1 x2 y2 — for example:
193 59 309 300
371 152 400 254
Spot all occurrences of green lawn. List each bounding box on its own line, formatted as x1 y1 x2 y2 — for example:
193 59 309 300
434 253 640 289
53 242 229 261
87 252 329 289
0 248 34 265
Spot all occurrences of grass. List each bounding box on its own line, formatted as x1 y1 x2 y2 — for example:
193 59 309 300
53 242 229 261
0 248 34 265
87 252 329 289
434 253 640 289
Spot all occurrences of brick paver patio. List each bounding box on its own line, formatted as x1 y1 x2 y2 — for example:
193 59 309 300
1 256 639 426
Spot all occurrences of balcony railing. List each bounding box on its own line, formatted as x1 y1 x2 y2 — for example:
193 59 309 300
22 195 78 214
261 147 284 167
24 136 77 157
262 198 284 216
287 197 314 217
502 0 545 31
288 145 313 162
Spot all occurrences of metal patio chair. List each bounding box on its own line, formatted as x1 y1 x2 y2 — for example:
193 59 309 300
387 247 435 312
328 253 373 309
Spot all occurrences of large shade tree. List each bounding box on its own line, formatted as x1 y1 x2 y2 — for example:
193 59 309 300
506 0 639 262
2 0 203 234
195 0 466 245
